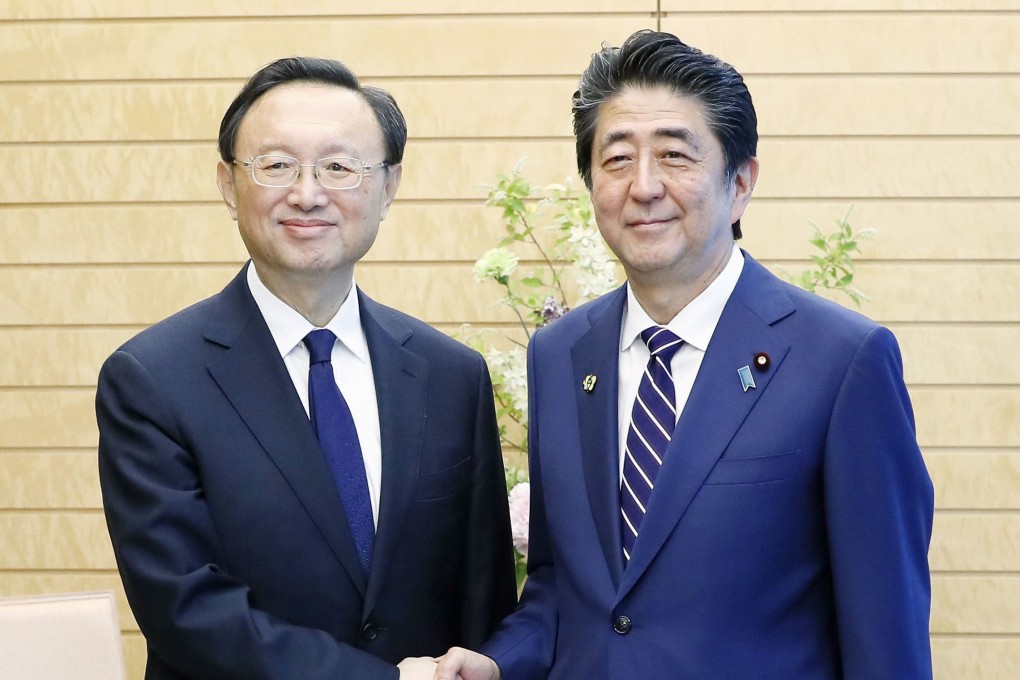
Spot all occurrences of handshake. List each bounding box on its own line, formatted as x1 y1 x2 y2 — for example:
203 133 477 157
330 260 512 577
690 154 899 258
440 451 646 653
397 647 500 680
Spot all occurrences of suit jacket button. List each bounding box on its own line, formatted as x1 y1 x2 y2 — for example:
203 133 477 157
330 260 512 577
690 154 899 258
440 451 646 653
613 615 632 634
361 622 379 640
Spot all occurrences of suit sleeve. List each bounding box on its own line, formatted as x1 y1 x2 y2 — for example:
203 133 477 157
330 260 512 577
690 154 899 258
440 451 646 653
823 326 934 678
458 354 519 646
97 349 398 680
480 334 559 680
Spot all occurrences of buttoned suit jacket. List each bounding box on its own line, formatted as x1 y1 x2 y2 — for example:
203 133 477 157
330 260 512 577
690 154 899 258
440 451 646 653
97 265 517 680
482 253 934 679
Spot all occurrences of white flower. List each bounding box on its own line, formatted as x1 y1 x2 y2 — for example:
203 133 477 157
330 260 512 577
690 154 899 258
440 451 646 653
473 247 519 284
568 223 618 300
486 348 528 424
508 482 531 557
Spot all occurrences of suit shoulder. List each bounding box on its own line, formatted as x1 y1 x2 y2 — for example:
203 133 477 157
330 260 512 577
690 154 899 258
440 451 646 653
531 287 623 347
114 294 223 360
364 299 484 365
782 281 882 340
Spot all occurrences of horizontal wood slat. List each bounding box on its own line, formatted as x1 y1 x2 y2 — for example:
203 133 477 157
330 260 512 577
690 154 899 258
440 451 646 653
0 0 653 20
0 16 652 81
0 511 115 570
930 513 1020 572
931 638 1020 680
660 13 1020 74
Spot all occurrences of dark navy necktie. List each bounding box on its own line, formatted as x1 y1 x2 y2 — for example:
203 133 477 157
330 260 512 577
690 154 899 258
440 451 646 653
621 326 684 562
304 329 374 576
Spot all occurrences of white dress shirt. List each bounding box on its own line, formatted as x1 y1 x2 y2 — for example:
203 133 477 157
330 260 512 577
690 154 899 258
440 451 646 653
616 244 745 479
246 263 382 527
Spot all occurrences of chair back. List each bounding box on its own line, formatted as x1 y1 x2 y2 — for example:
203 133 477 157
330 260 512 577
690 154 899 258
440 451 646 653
0 591 126 680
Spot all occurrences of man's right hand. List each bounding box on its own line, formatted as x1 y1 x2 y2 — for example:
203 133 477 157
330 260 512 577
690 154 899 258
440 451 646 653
434 647 501 680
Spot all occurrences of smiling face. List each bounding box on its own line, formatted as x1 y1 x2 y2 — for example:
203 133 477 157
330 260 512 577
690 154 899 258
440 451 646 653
590 85 757 299
216 82 401 299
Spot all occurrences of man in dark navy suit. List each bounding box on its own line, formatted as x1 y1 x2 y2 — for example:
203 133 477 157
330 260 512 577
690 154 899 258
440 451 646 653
97 57 516 680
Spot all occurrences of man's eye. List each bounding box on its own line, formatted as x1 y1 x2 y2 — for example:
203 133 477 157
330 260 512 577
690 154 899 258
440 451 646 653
257 159 294 174
323 161 355 174
661 151 693 167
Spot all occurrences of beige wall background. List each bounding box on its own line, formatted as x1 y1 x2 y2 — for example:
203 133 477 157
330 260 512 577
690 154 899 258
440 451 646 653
0 1 1017 678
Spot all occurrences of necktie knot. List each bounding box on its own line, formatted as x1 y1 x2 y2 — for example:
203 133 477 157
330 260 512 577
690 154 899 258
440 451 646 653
641 326 683 361
304 329 337 365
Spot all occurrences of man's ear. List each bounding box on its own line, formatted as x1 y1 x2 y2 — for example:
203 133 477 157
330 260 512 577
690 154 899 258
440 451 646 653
378 163 403 221
729 156 759 226
216 160 239 221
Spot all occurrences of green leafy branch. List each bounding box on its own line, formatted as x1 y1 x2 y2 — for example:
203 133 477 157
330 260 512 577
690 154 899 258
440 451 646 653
785 206 875 307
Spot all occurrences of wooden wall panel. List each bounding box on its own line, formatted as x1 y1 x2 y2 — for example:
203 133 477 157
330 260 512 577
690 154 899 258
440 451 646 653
930 514 1020 572
912 389 1019 448
893 326 1020 385
925 451 1020 509
664 1 1020 10
660 14 1019 73
0 329 138 386
0 0 654 20
1 5 1016 680
0 512 115 570
932 639 1020 680
0 451 102 508
932 576 1020 633
749 75 1020 136
0 389 97 448
743 200 1020 261
0 17 653 81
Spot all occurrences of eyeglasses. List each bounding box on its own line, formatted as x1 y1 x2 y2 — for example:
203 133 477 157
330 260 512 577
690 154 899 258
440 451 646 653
235 154 389 190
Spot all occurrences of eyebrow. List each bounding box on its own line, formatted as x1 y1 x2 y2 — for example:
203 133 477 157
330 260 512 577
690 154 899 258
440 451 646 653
252 141 361 158
597 127 701 153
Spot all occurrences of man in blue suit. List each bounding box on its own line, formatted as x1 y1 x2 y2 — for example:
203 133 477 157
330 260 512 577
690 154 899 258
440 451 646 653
97 57 516 679
437 30 934 679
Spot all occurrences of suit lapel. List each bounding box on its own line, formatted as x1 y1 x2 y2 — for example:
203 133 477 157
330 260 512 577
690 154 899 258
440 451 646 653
618 255 795 597
357 292 429 615
572 288 627 586
204 267 369 595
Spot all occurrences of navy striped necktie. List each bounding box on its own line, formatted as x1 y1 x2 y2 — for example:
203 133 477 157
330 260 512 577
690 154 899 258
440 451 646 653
304 329 374 576
621 326 684 562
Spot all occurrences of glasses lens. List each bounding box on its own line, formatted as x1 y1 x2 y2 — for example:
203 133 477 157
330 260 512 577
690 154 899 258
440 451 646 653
251 155 298 187
317 157 364 189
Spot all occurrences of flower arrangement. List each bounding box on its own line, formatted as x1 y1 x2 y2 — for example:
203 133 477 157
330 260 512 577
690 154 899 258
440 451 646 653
464 163 619 583
468 162 871 586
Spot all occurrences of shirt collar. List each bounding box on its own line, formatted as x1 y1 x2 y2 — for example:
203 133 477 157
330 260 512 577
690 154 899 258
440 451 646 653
246 262 370 362
621 244 744 353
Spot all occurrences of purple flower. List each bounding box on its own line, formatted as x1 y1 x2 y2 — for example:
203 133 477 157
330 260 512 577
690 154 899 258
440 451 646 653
540 297 566 325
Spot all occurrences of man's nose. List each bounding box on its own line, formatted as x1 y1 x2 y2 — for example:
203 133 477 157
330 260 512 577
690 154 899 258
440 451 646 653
629 157 666 202
287 168 328 209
